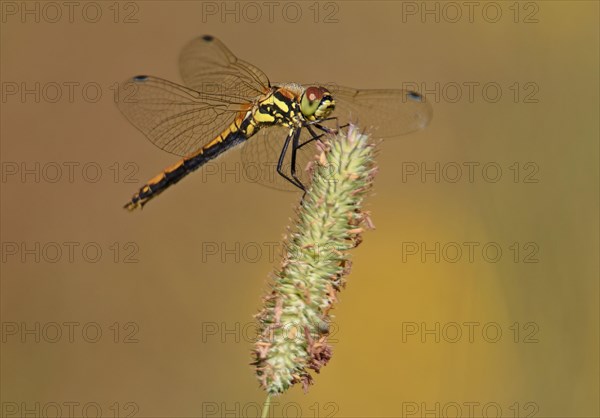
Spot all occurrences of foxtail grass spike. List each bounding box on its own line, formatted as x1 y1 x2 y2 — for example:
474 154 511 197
253 124 377 395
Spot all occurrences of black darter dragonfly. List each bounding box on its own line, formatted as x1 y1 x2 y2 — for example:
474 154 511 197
117 35 432 210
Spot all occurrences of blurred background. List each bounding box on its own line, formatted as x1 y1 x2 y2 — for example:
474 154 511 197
1 1 598 417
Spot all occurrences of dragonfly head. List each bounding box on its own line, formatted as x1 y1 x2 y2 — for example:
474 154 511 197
300 86 335 121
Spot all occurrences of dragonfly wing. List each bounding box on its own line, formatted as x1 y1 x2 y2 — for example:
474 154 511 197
240 125 323 192
179 35 271 100
320 84 433 138
117 75 247 157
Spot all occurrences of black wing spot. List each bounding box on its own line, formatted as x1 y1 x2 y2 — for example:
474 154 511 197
202 35 214 42
407 91 423 101
133 75 148 82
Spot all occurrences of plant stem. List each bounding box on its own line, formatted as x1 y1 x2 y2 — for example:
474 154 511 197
261 394 271 418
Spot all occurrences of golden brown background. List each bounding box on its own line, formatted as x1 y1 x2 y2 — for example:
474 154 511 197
1 1 598 417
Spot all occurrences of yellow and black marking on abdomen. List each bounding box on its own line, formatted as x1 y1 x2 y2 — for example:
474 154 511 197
124 87 302 211
124 120 251 211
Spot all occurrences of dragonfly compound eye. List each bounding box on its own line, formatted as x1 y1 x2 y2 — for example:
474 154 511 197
300 86 323 118
301 87 334 120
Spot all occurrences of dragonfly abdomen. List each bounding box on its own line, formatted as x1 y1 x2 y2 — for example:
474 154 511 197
124 123 249 211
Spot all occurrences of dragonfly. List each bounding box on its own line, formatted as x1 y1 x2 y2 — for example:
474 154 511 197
117 35 432 210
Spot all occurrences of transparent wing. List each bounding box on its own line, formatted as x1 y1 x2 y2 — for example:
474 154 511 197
319 84 433 138
117 76 252 157
179 35 270 101
240 126 324 192
117 35 270 157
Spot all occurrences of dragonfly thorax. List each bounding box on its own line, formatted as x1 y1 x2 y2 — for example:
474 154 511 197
250 88 304 129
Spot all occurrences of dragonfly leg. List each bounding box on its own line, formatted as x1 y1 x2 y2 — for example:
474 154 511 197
316 117 338 134
306 117 338 133
314 119 350 135
298 121 350 149
277 129 305 191
298 125 327 149
289 128 306 191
